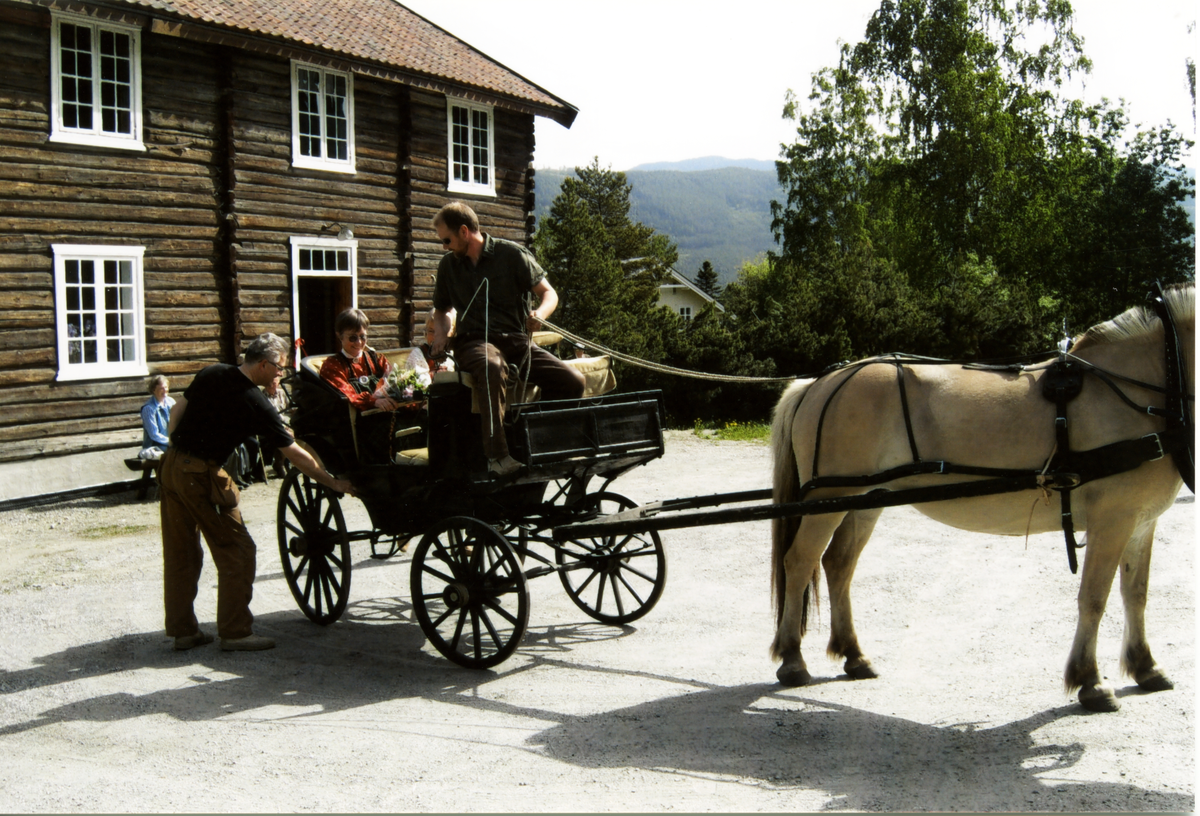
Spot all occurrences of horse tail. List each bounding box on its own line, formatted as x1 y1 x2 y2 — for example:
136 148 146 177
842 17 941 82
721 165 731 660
771 377 818 635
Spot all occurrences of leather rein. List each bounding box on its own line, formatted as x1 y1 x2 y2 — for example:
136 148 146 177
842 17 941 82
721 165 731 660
799 285 1194 574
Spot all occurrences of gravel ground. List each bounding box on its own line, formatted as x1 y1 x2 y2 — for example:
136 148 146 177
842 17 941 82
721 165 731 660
0 430 1192 812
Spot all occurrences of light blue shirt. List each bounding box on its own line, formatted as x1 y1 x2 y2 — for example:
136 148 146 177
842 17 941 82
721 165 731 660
140 395 175 451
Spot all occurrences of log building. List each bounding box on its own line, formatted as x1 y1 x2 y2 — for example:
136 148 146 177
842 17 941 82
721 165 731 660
0 0 576 500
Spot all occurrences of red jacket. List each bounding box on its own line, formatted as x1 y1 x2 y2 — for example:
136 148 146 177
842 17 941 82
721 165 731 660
319 349 390 412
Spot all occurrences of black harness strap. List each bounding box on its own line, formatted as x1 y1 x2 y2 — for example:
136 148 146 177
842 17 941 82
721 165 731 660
1041 358 1087 572
1149 284 1195 492
893 355 921 463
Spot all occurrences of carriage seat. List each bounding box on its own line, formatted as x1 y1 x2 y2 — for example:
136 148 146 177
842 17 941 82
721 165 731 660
434 354 617 413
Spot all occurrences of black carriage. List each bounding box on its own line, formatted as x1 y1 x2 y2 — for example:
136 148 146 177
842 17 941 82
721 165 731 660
276 355 667 669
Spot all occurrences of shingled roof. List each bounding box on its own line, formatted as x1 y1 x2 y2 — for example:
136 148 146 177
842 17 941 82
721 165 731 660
69 0 577 126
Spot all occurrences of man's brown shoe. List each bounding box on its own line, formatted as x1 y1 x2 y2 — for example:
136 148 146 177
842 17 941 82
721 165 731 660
220 634 276 651
173 631 214 651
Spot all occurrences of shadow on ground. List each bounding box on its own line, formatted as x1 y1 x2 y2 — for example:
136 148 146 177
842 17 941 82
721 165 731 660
0 597 1189 813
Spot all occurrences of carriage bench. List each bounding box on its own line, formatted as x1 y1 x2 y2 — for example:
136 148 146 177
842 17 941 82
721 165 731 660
123 457 161 501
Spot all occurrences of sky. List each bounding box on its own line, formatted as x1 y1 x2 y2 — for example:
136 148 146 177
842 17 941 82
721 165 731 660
399 0 1197 171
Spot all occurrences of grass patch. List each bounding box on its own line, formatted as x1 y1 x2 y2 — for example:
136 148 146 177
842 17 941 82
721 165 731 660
692 419 771 443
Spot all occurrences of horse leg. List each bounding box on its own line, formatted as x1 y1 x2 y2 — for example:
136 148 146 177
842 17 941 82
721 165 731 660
1118 520 1174 692
823 508 884 680
772 511 846 687
1064 513 1137 712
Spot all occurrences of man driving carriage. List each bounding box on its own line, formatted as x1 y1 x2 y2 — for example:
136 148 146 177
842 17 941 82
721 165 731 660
430 202 585 477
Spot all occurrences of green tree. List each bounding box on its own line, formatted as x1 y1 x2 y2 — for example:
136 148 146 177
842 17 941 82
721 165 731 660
763 0 1194 363
536 159 780 423
534 158 677 369
695 260 722 299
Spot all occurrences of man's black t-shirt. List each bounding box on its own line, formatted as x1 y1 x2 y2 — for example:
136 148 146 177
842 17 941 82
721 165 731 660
171 364 292 462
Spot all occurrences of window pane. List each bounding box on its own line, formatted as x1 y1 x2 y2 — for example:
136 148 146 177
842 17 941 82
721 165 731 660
324 72 349 161
300 249 312 272
98 29 133 136
336 250 349 272
59 22 95 132
451 106 470 183
297 68 321 158
472 109 490 185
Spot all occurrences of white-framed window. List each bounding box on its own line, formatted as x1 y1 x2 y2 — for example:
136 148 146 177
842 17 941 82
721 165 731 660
52 245 148 381
679 306 692 320
289 236 358 350
447 99 495 196
49 12 145 151
291 62 355 173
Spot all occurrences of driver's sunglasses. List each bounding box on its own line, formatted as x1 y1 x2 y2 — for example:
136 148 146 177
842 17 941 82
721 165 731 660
263 358 284 371
441 237 452 246
344 333 368 342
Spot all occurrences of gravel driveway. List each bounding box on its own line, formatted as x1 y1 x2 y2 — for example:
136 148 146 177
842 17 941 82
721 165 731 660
0 431 1192 812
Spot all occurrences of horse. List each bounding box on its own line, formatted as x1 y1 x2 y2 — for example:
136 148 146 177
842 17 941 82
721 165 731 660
769 284 1194 712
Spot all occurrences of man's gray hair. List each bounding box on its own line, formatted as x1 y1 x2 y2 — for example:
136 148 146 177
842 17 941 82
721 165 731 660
244 333 289 365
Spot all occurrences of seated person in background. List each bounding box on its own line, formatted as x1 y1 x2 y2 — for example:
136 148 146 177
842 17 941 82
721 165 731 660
320 308 398 464
415 308 455 376
139 375 175 460
261 362 293 479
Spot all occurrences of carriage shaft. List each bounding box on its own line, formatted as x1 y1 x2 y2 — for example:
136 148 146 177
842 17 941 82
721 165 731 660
551 474 1076 540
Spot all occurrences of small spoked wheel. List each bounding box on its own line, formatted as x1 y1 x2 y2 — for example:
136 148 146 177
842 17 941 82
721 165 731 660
277 469 351 625
556 491 666 625
410 516 530 669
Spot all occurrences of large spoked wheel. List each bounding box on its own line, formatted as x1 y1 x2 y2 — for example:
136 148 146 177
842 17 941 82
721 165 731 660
410 516 530 669
277 469 351 625
555 491 666 625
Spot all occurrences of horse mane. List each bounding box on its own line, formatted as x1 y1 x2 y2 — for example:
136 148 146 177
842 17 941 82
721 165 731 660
1072 283 1194 352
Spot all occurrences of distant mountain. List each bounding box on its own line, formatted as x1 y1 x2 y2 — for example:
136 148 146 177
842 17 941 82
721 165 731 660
629 156 777 173
533 165 782 285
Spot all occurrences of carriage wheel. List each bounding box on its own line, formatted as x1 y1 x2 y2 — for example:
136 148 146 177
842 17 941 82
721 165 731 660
410 516 530 669
277 469 351 625
555 491 666 625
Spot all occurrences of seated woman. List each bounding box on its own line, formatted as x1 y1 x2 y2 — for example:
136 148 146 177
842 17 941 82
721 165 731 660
139 375 175 460
414 308 455 376
319 308 399 463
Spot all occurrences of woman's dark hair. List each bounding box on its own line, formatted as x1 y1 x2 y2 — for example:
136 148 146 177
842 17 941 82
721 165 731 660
334 308 370 335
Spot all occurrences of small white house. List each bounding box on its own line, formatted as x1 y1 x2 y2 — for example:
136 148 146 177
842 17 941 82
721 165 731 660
658 268 724 320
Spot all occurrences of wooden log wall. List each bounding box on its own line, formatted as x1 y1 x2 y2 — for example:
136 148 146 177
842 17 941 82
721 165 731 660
226 53 404 352
0 4 541 469
406 89 536 333
0 8 225 462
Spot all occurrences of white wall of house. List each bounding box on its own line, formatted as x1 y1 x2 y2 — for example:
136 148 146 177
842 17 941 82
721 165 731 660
658 284 711 319
657 269 723 319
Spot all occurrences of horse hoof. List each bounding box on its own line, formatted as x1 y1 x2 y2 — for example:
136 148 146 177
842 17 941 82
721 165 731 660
844 657 878 680
777 665 812 687
1079 684 1121 712
1136 668 1174 692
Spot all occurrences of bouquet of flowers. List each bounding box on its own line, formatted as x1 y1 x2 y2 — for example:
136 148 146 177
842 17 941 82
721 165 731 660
374 351 432 403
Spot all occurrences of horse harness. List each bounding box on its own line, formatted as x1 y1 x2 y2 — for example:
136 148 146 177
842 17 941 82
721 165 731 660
800 287 1194 575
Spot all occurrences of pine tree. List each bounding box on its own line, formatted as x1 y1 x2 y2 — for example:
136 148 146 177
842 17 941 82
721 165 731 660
695 261 721 299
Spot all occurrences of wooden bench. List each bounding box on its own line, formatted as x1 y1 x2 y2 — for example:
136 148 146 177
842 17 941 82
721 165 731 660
124 457 162 500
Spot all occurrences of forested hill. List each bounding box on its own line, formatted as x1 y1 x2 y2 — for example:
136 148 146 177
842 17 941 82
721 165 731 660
532 165 782 284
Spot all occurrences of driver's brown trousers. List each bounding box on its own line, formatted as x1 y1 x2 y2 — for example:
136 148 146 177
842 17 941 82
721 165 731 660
453 333 585 460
